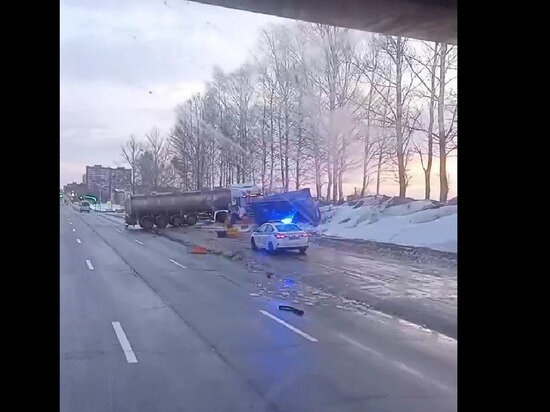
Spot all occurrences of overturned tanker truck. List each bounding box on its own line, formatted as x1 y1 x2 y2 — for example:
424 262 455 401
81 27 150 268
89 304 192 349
125 186 321 230
124 188 232 230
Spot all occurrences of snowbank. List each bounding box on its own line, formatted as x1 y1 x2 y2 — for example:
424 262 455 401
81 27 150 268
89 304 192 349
314 196 457 253
90 203 124 212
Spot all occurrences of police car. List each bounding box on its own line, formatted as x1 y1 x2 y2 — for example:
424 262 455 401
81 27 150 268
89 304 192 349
250 220 308 254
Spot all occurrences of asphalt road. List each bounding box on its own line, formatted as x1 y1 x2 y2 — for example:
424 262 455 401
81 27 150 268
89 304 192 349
60 204 457 412
133 220 457 339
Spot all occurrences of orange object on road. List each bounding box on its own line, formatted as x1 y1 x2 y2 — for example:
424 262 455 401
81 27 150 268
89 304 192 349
226 227 239 238
190 245 208 254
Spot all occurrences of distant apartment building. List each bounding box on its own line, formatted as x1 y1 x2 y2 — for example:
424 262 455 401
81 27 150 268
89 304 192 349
86 165 131 202
63 182 88 200
82 174 87 185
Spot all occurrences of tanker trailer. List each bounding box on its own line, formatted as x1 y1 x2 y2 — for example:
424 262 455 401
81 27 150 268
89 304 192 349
124 188 232 230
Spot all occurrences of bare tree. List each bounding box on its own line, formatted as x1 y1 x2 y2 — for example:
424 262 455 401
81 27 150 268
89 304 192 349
366 35 420 197
136 150 154 193
157 22 456 202
170 96 208 190
227 64 256 184
389 36 408 197
121 134 143 194
407 41 439 200
354 37 387 197
305 24 363 201
144 126 170 190
170 104 192 190
208 67 237 188
300 78 328 198
436 42 458 202
374 130 394 195
256 66 271 191
260 25 299 191
374 79 395 196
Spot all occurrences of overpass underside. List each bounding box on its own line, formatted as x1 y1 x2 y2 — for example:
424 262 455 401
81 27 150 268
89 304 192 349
190 0 457 44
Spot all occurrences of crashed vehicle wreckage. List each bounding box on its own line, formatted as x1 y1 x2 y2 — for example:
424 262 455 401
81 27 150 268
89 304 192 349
124 184 321 230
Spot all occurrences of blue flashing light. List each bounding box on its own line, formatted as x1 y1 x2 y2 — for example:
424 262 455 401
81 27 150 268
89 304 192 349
281 217 293 224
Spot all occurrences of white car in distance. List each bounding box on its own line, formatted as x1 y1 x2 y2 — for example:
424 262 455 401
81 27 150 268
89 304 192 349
250 221 309 254
79 200 91 213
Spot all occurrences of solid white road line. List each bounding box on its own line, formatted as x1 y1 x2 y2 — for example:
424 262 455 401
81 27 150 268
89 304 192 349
111 321 138 364
76 238 82 244
259 310 318 342
338 333 454 394
169 259 187 269
134 240 143 245
85 260 94 270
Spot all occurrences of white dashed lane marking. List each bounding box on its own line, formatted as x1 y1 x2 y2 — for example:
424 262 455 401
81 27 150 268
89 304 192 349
111 321 138 364
259 310 318 342
169 259 187 269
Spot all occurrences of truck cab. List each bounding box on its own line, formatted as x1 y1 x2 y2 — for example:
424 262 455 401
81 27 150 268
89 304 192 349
228 183 262 223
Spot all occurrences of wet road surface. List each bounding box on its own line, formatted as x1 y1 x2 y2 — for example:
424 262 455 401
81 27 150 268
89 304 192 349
61 205 456 412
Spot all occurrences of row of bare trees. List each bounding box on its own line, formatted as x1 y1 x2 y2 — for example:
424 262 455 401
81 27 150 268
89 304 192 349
121 22 457 202
121 128 174 194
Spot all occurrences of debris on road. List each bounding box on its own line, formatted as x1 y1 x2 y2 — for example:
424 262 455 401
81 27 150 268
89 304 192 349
227 227 239 238
231 252 244 261
147 209 456 338
190 245 208 254
278 305 304 316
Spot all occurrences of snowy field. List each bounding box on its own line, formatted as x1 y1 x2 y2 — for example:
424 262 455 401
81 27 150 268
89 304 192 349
311 195 457 253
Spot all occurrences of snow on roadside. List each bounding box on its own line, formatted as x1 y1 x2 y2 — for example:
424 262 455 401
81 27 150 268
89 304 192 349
90 203 124 212
312 196 457 253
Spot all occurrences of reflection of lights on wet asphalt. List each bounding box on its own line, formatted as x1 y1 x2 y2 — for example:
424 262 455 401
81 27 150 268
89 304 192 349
283 278 296 288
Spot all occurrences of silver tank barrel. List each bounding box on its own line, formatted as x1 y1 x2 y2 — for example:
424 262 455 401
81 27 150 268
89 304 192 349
125 189 231 221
